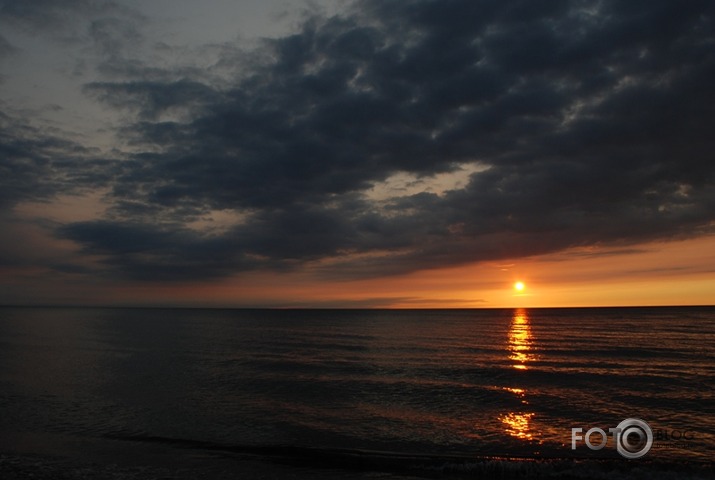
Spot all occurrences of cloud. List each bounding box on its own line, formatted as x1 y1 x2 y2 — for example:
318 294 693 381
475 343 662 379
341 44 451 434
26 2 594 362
0 110 119 209
20 0 715 281
239 296 486 308
0 34 18 59
0 0 149 84
0 0 139 35
57 220 250 281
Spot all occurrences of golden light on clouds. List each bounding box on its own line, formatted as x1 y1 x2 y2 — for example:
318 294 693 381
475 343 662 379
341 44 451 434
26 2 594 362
3 231 713 308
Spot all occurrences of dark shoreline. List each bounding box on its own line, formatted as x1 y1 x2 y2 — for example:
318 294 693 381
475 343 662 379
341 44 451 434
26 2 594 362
3 449 714 480
0 451 423 480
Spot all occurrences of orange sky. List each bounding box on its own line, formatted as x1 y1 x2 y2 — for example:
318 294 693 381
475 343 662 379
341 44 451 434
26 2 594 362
234 235 715 308
6 234 711 308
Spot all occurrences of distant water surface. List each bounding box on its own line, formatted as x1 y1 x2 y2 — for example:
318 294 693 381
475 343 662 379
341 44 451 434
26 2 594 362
0 307 713 467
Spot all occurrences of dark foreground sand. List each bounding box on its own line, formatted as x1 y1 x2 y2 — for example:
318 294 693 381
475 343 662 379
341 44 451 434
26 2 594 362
0 452 427 480
3 451 715 480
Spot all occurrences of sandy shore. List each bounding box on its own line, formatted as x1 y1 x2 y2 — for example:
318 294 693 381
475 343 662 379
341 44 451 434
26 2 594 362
0 452 427 480
3 450 714 480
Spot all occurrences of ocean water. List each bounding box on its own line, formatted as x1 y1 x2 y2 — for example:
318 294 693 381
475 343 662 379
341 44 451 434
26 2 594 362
0 306 713 475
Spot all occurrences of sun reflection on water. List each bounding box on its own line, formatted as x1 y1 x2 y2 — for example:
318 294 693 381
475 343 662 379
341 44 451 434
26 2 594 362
500 309 539 443
500 412 535 440
508 308 536 370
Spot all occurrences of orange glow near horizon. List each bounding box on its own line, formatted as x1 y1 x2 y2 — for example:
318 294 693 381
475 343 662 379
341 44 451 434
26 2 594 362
6 234 715 308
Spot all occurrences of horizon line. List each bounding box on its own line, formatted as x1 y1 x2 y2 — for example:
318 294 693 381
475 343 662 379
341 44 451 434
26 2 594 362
1 304 714 310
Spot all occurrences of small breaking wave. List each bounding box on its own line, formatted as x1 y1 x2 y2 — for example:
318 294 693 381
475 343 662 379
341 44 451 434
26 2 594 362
104 432 715 479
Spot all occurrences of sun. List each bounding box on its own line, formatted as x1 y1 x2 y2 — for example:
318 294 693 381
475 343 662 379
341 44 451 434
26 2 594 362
514 281 525 292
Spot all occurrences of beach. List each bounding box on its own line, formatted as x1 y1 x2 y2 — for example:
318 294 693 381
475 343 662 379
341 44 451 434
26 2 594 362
3 450 714 480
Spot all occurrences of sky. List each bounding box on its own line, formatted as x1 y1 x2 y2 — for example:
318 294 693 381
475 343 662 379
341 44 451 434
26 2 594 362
1 0 714 308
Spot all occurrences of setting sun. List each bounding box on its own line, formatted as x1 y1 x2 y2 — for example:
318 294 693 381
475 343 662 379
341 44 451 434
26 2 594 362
514 281 525 292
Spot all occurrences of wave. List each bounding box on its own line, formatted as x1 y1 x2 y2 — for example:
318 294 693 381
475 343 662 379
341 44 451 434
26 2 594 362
104 432 715 479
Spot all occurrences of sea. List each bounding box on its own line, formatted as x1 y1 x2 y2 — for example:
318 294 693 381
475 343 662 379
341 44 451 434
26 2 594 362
1 306 713 478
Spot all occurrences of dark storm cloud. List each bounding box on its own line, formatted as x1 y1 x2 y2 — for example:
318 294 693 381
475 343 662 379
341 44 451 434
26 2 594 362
58 0 715 280
0 110 118 209
84 80 222 120
58 220 255 281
